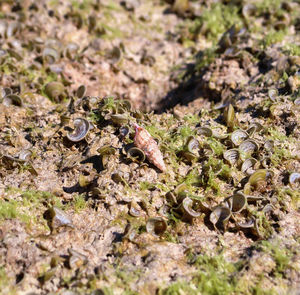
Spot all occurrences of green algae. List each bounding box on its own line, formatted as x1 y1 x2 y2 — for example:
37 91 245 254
73 193 88 212
160 254 238 295
0 188 62 228
190 3 242 42
0 267 16 295
284 44 300 56
0 1 299 294
263 29 287 48
0 200 18 220
260 240 292 275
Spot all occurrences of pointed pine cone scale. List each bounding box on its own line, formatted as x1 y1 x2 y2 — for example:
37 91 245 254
133 123 166 172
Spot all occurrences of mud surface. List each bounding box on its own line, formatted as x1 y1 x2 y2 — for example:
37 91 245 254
0 1 299 294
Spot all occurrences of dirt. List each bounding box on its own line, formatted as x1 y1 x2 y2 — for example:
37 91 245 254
0 0 299 294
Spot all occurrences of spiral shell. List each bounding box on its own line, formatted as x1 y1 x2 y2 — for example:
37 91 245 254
133 123 166 172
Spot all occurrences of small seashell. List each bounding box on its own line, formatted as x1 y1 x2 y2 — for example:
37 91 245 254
247 122 263 136
0 21 7 38
122 223 137 242
231 129 248 146
97 145 116 156
289 172 300 189
39 267 57 284
237 217 261 238
178 197 201 222
47 206 74 231
223 148 239 165
119 126 129 138
44 81 65 102
127 147 146 163
294 97 300 106
186 136 199 153
3 94 22 107
241 158 258 175
2 87 12 97
237 218 255 229
76 85 86 99
64 42 79 60
268 89 278 102
107 46 122 65
43 47 59 64
165 191 178 206
146 217 167 236
6 22 19 38
197 127 213 137
110 114 128 125
244 169 273 194
209 206 231 230
19 149 32 161
129 202 141 217
225 192 247 213
224 104 235 129
67 118 90 142
239 140 259 160
133 123 166 172
264 140 274 152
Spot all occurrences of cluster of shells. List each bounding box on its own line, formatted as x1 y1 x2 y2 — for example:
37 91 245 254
44 92 300 239
0 1 299 243
1 84 299 241
0 2 128 107
166 103 298 238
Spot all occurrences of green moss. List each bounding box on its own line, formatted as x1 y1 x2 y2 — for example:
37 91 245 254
1 188 62 228
139 181 156 191
0 200 18 220
0 267 15 295
159 281 197 295
263 29 286 47
161 254 238 295
98 96 119 114
99 287 114 295
164 231 179 243
100 24 124 40
276 188 300 209
193 256 237 294
114 267 143 293
73 194 87 212
191 3 242 42
249 280 276 295
267 127 288 141
104 0 122 11
271 146 293 166
70 0 95 10
180 168 200 189
207 138 225 156
265 127 295 166
182 114 200 124
255 0 284 13
260 240 291 274
179 126 194 139
218 164 231 180
251 210 273 239
145 124 169 142
206 170 220 194
48 0 59 7
283 44 300 56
